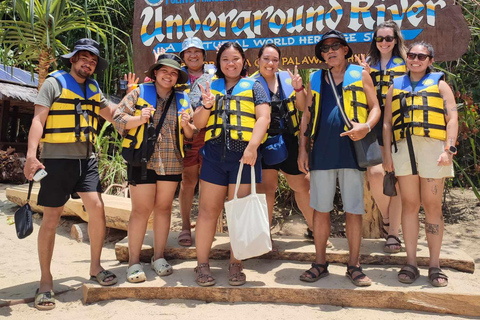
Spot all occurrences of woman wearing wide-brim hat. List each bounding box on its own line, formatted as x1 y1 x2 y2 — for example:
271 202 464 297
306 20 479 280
113 53 195 283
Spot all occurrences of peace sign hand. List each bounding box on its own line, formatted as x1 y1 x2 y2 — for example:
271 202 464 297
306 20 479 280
355 54 370 73
199 82 215 110
125 72 139 94
287 65 303 91
153 47 166 62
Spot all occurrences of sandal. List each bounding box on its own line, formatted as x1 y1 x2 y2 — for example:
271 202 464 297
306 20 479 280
428 267 448 287
299 262 330 282
151 257 173 277
304 228 333 248
228 263 246 286
398 264 420 284
384 235 402 253
127 264 146 283
90 269 118 286
194 263 216 287
178 229 193 247
346 265 372 287
34 289 55 311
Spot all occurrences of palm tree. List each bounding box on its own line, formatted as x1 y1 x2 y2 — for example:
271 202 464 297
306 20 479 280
0 0 130 89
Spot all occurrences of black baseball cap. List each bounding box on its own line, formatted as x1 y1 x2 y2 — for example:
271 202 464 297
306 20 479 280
315 30 353 62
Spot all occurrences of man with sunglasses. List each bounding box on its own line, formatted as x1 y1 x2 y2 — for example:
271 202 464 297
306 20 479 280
23 38 118 310
298 30 380 286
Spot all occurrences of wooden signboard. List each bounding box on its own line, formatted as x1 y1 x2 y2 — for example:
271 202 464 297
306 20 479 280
132 0 470 74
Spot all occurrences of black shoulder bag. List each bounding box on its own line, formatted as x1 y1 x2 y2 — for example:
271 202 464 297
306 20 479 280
15 180 34 239
327 68 382 168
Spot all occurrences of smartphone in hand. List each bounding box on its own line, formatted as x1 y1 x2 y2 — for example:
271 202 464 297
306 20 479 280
33 169 48 182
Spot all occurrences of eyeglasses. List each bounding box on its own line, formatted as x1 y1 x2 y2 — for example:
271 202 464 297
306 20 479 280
375 36 395 43
320 42 342 53
406 53 431 61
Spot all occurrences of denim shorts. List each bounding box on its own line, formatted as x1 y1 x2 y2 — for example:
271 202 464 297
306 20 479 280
200 142 262 186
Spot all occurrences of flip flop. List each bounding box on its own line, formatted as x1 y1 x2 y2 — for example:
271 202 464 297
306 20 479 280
90 270 118 286
34 289 55 311
178 230 192 247
151 257 173 276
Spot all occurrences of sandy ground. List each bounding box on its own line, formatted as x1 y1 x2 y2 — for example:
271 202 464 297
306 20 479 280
0 183 479 319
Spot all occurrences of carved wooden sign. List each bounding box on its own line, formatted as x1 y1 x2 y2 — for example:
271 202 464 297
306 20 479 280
132 0 470 74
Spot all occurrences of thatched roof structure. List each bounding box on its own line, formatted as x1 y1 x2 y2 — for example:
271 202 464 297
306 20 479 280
0 82 38 103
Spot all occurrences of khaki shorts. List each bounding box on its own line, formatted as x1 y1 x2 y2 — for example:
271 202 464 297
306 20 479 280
392 136 454 179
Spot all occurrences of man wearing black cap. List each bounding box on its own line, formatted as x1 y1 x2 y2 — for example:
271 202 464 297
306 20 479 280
24 38 118 310
298 30 380 286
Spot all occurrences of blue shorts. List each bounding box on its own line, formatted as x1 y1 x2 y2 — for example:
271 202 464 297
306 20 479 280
200 142 262 186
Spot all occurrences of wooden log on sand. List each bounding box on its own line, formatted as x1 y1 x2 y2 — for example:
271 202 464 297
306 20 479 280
362 174 382 239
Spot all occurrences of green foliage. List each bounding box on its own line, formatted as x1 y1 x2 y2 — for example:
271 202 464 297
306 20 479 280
95 121 127 193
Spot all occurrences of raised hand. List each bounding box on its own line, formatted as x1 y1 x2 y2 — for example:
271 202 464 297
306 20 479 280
287 65 303 91
199 82 215 109
153 47 166 62
355 54 370 73
125 72 139 94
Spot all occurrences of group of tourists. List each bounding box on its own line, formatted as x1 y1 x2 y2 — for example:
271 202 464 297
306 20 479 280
23 20 458 310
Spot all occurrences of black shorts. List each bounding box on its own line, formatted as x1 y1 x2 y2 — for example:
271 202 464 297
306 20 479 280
261 133 302 175
128 165 182 185
38 158 103 208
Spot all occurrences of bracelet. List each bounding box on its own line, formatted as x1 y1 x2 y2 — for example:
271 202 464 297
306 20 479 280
365 122 371 133
203 104 213 110
294 85 305 92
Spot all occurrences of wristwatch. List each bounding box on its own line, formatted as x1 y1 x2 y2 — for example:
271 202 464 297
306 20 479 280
445 145 457 155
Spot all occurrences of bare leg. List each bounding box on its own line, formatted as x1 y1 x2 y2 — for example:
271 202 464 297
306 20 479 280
179 165 199 231
367 163 402 247
256 169 278 225
152 180 179 260
195 180 227 267
38 206 63 297
127 183 156 267
300 211 330 279
397 175 421 281
421 177 446 285
283 171 313 229
78 192 109 278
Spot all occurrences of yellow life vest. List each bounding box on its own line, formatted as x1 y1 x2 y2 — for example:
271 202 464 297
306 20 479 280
391 72 446 142
121 83 190 158
308 64 368 139
370 56 406 106
251 71 300 136
205 78 266 143
41 70 101 144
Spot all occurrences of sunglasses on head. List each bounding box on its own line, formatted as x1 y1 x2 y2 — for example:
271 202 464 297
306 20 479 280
320 42 343 53
375 35 395 43
158 53 182 64
406 53 431 61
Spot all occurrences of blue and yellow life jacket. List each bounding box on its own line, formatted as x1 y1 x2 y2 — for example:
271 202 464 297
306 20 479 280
121 83 190 158
251 71 300 136
391 72 446 142
370 56 406 106
205 78 266 143
308 64 368 139
42 70 101 144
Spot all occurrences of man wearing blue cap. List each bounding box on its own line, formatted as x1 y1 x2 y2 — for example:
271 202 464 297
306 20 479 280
298 30 380 286
24 38 118 310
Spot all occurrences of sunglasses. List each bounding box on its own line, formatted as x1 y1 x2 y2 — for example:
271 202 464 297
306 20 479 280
320 42 343 53
157 53 182 64
406 53 431 61
375 36 395 43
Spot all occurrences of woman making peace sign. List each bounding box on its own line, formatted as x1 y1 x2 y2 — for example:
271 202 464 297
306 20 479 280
193 42 270 287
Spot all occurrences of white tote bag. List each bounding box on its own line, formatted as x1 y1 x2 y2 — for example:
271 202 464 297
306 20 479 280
225 163 272 260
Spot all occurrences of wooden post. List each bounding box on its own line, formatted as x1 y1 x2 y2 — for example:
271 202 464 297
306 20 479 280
0 100 10 143
362 174 382 239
